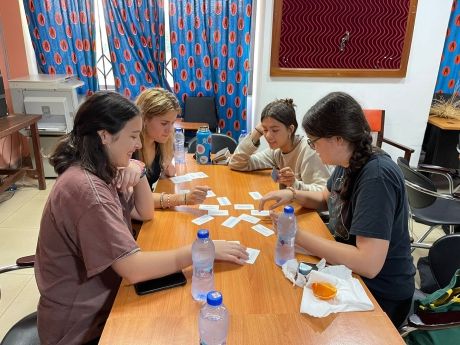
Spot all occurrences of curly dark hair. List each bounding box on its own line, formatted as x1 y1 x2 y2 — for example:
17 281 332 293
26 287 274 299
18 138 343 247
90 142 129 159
302 92 374 201
50 91 140 184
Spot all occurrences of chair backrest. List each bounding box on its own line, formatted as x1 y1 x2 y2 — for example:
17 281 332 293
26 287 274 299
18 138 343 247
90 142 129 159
187 133 238 154
429 233 460 288
397 157 437 209
183 96 218 132
363 109 385 147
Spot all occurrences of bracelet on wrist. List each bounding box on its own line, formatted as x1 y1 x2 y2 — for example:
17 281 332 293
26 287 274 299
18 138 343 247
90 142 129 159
184 193 187 205
287 186 296 201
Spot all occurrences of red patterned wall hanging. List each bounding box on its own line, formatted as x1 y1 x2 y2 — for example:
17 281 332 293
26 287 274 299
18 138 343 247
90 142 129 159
271 0 418 77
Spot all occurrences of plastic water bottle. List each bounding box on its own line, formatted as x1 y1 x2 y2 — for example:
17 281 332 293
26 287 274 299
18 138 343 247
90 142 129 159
238 129 247 143
199 291 229 345
275 205 297 266
174 127 185 165
192 229 215 301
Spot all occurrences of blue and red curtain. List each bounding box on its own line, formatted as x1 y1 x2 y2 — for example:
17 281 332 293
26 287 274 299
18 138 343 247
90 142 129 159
102 0 170 100
434 0 460 95
23 0 98 95
169 0 252 139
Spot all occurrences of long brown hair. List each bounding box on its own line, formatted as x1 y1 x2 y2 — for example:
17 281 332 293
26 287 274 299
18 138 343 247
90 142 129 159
135 88 181 170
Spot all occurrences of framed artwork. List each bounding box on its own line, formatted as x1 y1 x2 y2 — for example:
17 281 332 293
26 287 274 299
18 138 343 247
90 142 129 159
270 0 418 77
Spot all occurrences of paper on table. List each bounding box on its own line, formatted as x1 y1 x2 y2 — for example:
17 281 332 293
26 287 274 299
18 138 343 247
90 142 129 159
208 209 229 216
222 216 240 228
191 214 214 225
245 248 260 264
251 210 270 217
206 190 216 198
217 197 232 206
199 204 219 211
249 191 263 200
300 270 374 317
251 224 274 237
187 172 208 179
234 204 254 210
170 175 192 184
239 214 260 224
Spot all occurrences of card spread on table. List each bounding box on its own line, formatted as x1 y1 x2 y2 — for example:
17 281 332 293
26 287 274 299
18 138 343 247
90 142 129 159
239 214 260 224
217 197 232 206
192 214 214 225
214 240 240 244
170 175 192 184
251 224 275 237
178 189 190 194
206 190 216 198
245 248 260 264
199 204 220 211
249 191 263 200
208 209 229 216
251 210 270 217
187 172 208 179
234 204 254 210
222 216 240 228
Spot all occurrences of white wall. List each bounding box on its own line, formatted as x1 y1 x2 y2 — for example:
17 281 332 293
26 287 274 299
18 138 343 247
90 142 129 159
251 0 452 165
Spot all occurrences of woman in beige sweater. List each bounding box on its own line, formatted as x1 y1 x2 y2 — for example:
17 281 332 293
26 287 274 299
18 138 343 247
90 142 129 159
229 98 330 191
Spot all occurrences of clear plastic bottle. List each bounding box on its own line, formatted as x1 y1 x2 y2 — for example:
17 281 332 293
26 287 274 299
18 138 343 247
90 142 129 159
275 205 297 266
238 129 247 143
192 229 215 301
174 127 185 165
199 291 229 345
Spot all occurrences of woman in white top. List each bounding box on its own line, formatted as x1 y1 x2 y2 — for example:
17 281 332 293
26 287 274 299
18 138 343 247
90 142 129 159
229 98 330 191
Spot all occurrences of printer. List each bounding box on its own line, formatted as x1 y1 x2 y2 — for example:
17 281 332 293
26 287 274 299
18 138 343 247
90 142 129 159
9 74 84 177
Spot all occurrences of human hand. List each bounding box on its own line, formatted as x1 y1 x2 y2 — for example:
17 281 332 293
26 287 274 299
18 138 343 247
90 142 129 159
164 162 176 177
278 167 295 187
269 210 280 234
214 240 249 265
117 159 145 194
258 189 293 210
185 186 210 205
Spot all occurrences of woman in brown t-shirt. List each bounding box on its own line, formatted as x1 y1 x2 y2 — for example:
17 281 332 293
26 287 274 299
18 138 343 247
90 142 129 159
35 92 249 345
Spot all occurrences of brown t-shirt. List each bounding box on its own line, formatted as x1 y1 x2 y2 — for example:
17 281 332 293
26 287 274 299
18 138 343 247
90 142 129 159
35 166 139 345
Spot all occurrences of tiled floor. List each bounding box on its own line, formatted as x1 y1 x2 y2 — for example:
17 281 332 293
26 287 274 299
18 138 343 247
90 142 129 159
0 177 445 341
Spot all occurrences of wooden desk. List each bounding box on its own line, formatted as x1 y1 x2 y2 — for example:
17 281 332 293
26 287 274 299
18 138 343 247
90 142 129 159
0 114 46 192
174 118 208 131
423 116 460 168
100 156 403 345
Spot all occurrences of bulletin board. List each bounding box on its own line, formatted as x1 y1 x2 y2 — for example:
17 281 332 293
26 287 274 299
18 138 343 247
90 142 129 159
270 0 418 77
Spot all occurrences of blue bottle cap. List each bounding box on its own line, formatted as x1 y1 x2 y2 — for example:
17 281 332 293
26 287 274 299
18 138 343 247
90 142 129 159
284 205 294 214
175 127 182 132
241 130 247 134
197 229 209 239
206 291 223 306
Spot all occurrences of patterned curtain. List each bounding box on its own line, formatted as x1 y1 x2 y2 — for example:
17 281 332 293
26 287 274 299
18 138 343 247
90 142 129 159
23 0 98 95
434 0 460 95
169 0 253 139
102 0 170 100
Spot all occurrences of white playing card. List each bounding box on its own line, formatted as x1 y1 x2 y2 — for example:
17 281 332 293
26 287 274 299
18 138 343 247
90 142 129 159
217 197 232 206
239 214 260 224
206 190 216 197
199 204 220 211
251 224 275 237
249 191 263 200
245 248 260 264
192 214 214 225
188 172 208 179
251 210 270 217
208 209 229 216
222 216 240 228
234 204 254 210
170 175 192 184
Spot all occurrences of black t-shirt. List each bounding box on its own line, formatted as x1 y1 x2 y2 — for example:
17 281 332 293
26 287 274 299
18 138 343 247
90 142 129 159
133 146 162 190
326 153 415 301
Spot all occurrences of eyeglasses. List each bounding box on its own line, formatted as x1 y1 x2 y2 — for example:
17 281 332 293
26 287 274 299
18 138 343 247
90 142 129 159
307 137 320 150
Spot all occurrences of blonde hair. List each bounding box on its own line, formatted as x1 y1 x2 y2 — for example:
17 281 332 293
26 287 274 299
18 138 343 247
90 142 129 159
135 87 181 170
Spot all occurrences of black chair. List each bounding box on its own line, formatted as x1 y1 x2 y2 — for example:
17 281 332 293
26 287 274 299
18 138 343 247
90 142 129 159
397 157 460 250
400 234 460 338
182 96 219 145
187 133 237 154
0 255 39 345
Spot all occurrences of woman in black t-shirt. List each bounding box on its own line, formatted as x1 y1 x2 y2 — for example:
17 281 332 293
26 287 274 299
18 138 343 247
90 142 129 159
259 92 415 328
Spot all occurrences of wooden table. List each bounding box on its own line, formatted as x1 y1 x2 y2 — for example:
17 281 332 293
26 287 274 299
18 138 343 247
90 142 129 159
0 114 46 192
99 156 404 345
174 118 208 131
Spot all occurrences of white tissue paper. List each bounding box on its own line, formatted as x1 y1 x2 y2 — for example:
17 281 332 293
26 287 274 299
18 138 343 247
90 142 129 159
300 269 374 317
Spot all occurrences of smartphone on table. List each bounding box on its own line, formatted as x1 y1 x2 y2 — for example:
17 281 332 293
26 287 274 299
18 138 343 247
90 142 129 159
134 271 187 296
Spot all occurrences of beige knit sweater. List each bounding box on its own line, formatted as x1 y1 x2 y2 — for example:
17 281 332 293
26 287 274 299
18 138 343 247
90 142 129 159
229 135 330 191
